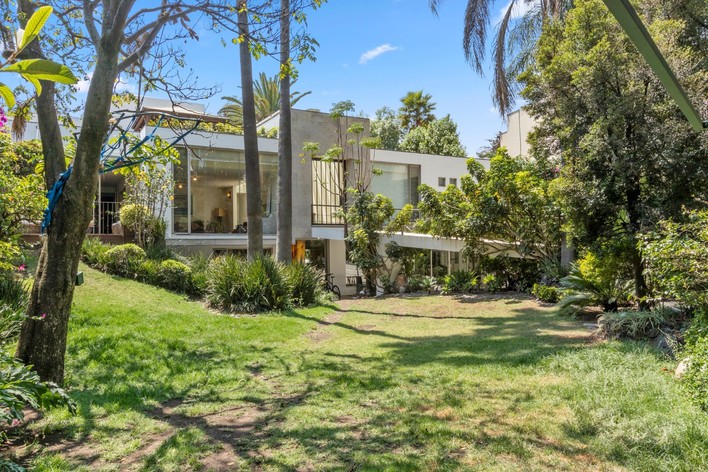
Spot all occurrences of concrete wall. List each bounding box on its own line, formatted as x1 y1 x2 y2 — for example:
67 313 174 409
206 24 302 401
260 109 370 242
370 149 489 190
499 108 537 157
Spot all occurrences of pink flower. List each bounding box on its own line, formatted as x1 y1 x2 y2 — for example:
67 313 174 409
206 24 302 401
11 419 20 427
17 264 26 272
41 313 46 319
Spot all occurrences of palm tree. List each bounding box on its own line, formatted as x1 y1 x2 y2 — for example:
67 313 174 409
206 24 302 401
276 0 293 264
219 72 311 126
238 0 263 259
429 0 572 116
399 90 436 133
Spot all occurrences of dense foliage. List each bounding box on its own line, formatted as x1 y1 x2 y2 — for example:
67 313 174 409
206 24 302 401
641 210 708 410
416 148 561 263
521 0 708 301
399 115 467 157
0 133 45 270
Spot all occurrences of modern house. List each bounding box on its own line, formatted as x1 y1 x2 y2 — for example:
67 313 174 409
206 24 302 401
19 98 494 295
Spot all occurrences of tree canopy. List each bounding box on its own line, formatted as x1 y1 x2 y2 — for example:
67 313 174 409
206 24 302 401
399 115 467 157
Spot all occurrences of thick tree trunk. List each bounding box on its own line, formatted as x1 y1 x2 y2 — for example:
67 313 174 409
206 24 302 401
276 0 293 264
16 6 123 383
238 0 263 259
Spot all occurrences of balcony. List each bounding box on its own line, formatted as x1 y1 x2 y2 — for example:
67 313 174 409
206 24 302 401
312 204 345 226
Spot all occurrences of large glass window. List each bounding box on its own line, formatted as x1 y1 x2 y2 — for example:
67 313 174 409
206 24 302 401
370 163 421 209
172 148 278 234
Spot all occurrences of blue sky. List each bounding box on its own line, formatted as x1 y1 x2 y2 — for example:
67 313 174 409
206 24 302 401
70 1 528 155
174 0 528 154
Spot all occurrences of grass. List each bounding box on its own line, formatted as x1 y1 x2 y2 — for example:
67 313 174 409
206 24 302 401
6 266 708 471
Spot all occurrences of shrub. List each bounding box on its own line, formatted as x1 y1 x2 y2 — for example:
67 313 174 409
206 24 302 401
531 283 560 303
81 238 110 268
0 275 29 311
158 260 192 293
478 256 540 292
104 244 146 277
138 259 161 286
0 352 76 443
559 255 633 314
0 305 25 346
641 210 708 410
287 263 324 307
206 256 291 313
598 310 667 339
441 270 477 294
241 257 291 312
681 331 708 411
205 255 245 311
482 273 503 293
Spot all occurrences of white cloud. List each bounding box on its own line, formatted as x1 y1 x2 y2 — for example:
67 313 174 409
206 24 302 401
74 73 92 93
495 0 538 24
359 43 399 64
73 72 135 93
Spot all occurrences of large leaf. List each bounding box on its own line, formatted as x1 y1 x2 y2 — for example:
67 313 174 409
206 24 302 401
0 83 15 109
1 59 77 84
18 6 53 52
22 75 42 96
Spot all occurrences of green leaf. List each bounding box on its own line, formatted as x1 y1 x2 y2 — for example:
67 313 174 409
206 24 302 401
19 6 53 52
0 82 15 109
1 59 77 84
22 74 42 96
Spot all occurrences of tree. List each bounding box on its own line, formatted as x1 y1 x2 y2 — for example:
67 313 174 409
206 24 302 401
346 192 395 295
429 0 573 116
398 90 436 133
218 72 311 126
416 148 561 262
399 115 467 157
276 0 293 263
12 0 276 383
237 0 265 260
520 0 708 302
370 106 402 151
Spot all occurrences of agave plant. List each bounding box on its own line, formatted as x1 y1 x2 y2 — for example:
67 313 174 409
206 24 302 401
559 266 633 313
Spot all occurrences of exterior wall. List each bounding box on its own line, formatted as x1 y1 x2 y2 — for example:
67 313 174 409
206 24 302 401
259 109 370 242
499 108 537 157
370 149 489 190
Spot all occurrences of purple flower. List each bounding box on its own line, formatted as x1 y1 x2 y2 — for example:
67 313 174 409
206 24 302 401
41 313 46 319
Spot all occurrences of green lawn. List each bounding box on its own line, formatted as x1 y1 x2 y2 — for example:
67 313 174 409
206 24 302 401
7 265 708 471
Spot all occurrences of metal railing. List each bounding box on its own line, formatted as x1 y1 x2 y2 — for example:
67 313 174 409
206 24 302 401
311 204 345 226
91 201 120 234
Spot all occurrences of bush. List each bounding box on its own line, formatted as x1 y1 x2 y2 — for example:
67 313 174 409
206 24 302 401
531 283 560 303
441 270 477 294
206 255 291 313
479 256 540 292
0 352 76 443
138 259 161 286
287 263 324 307
598 310 667 339
559 254 633 313
641 210 708 410
104 244 146 277
81 238 111 268
681 330 708 411
482 273 503 293
158 260 192 293
0 275 29 311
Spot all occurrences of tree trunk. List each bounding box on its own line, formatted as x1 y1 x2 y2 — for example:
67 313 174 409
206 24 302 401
626 184 648 307
238 0 263 259
15 3 124 384
276 0 293 264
